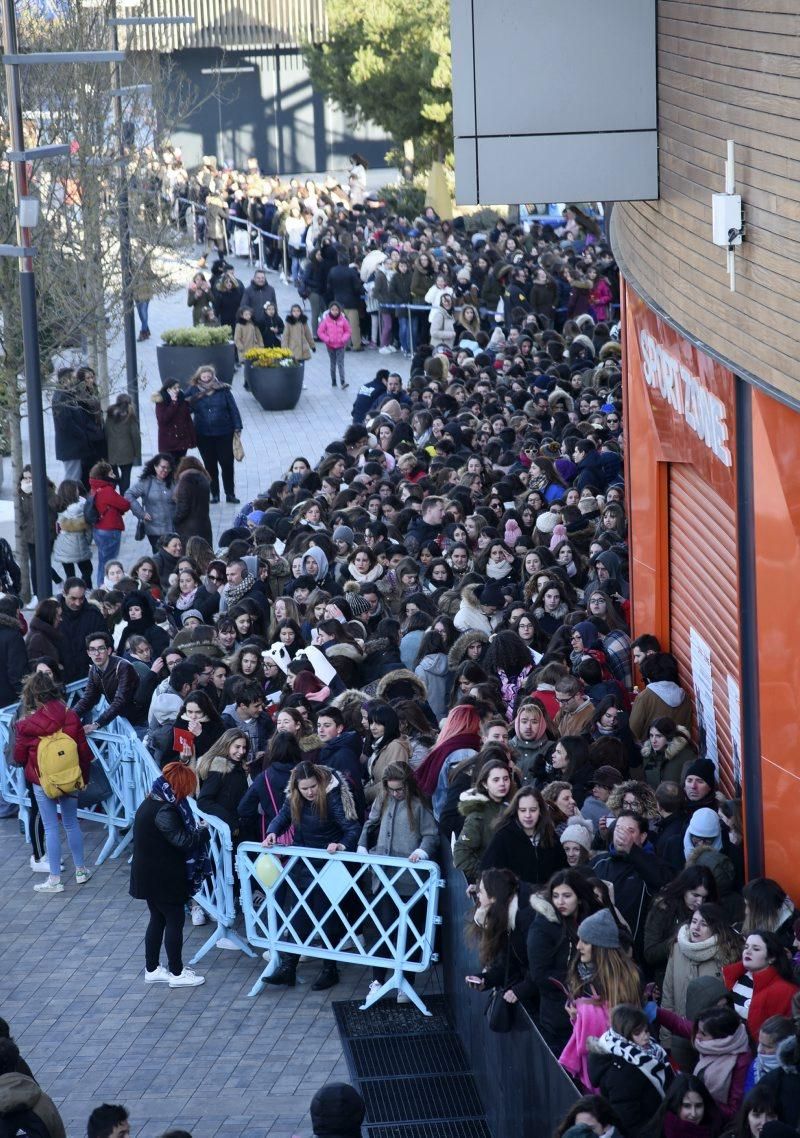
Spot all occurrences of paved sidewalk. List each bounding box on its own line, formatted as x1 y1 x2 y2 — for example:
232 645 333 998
0 813 442 1137
5 245 403 567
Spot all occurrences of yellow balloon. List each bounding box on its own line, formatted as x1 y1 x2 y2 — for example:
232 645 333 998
253 852 281 890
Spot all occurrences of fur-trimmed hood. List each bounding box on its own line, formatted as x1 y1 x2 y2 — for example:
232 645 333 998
282 765 359 821
201 752 244 778
457 788 491 817
459 582 484 611
375 668 427 701
331 688 368 715
299 731 323 753
529 893 560 923
548 386 575 412
533 600 569 623
640 725 692 762
448 629 489 669
325 641 364 663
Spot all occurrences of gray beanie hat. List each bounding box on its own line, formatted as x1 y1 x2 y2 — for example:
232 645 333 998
577 908 620 949
181 608 204 625
685 975 730 1022
333 525 355 546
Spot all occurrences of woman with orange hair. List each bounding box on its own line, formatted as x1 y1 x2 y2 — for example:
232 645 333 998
130 761 212 989
414 704 482 821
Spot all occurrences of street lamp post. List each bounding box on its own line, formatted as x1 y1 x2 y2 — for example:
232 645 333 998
1 0 123 601
107 8 194 417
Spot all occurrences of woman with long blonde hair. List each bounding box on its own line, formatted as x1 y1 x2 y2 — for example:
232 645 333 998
262 760 360 991
560 907 642 1089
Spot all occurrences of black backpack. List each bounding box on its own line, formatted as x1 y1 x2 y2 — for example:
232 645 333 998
0 1106 53 1138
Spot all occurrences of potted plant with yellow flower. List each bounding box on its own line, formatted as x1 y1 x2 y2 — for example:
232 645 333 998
242 347 304 411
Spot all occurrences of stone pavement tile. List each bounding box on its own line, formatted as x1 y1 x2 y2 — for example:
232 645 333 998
0 629 411 1132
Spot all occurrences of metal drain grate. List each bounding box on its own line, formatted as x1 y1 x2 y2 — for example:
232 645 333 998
360 1075 484 1124
348 1034 469 1079
332 998 491 1136
366 1122 492 1138
333 997 453 1039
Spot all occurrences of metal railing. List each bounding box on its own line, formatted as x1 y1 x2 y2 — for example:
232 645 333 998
188 806 256 963
236 842 443 1014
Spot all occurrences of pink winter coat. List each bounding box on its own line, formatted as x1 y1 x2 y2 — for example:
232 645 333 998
559 998 610 1091
317 310 352 350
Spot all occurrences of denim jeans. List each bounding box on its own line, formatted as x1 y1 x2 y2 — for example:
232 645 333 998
398 315 410 354
32 784 85 876
136 300 150 334
94 528 121 582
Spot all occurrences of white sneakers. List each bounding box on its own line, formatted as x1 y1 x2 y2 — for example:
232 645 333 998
75 869 92 885
190 902 207 926
145 965 205 987
215 937 239 950
396 990 411 1005
168 969 205 988
145 965 170 984
378 345 395 354
30 856 58 874
34 879 64 894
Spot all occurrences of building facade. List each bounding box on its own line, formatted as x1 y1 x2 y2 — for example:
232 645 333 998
611 1 800 892
130 0 390 173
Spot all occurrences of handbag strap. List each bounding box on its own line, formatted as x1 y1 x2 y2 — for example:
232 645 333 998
260 772 279 841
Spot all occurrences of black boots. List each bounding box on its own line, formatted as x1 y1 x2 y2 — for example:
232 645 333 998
311 962 339 991
265 958 297 987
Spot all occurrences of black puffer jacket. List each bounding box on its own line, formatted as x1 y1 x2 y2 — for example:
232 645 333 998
130 795 210 904
196 753 249 835
527 893 579 1053
480 819 568 886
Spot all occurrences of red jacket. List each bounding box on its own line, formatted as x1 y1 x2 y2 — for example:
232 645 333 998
723 961 799 1039
89 477 130 531
155 393 197 453
12 700 93 786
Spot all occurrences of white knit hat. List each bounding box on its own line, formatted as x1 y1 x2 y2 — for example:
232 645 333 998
560 822 593 852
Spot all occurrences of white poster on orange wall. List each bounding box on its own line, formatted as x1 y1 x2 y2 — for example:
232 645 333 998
689 627 719 770
726 675 742 791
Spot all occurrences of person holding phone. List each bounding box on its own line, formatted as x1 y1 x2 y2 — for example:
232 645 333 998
464 867 537 1013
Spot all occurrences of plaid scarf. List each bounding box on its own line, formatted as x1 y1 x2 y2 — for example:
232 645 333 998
224 574 257 606
151 775 211 895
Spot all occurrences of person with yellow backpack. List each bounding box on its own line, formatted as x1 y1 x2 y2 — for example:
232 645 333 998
12 672 94 894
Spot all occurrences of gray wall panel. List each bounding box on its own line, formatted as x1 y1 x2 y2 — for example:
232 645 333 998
451 0 658 203
457 132 658 205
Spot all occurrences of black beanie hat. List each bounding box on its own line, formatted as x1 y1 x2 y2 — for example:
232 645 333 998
684 758 716 788
310 1083 366 1138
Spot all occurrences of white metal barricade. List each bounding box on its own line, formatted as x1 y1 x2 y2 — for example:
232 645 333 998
188 805 256 963
236 842 443 1015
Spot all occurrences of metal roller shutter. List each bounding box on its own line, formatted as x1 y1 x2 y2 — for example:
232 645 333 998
668 463 741 797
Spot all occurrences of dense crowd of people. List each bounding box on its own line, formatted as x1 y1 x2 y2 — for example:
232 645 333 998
2 160 797 1138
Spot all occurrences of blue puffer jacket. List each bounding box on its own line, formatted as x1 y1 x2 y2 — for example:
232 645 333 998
267 774 360 850
186 381 242 437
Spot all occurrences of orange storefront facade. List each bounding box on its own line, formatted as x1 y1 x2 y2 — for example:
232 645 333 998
622 283 800 893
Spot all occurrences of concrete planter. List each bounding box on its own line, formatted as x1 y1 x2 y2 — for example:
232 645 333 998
157 343 236 388
245 362 304 411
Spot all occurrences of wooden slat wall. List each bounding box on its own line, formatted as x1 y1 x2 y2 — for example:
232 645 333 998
129 0 328 52
612 1 800 405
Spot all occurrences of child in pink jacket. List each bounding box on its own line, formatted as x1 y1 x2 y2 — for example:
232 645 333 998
317 303 352 389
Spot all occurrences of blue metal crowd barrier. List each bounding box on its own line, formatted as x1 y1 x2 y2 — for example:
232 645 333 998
0 689 161 864
188 806 256 963
236 841 443 1014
